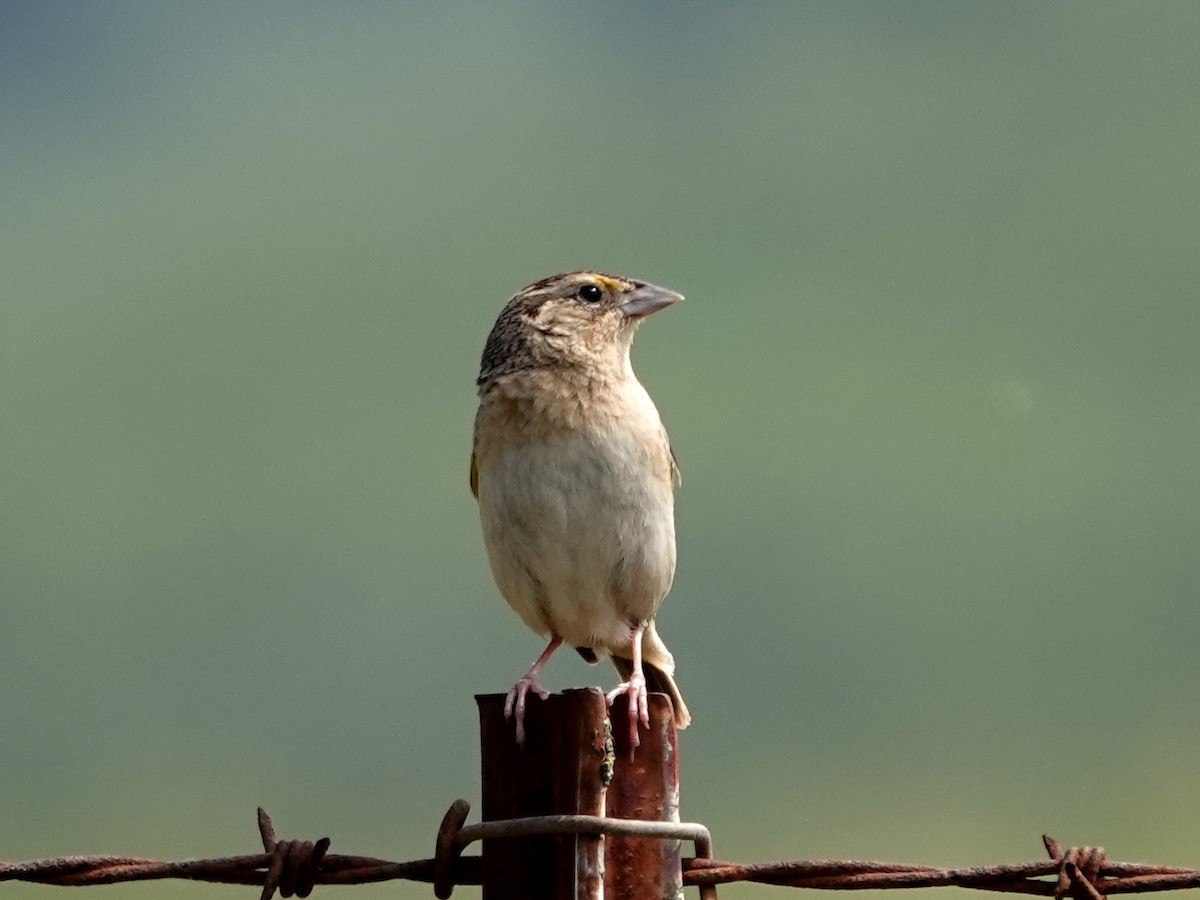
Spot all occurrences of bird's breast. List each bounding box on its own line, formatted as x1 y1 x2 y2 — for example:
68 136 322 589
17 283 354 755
473 381 676 647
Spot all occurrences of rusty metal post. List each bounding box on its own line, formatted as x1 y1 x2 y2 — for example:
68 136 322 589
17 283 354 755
477 687 683 900
478 688 609 899
606 693 683 900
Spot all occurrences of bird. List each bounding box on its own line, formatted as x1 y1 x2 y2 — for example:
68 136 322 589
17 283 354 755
470 270 690 750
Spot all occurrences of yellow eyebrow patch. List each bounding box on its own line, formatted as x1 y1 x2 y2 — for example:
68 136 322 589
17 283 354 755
591 274 623 292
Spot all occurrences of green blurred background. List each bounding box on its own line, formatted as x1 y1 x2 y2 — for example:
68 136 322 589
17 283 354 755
3 2 1199 897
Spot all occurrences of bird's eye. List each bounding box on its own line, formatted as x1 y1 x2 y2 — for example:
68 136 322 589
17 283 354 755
578 283 603 303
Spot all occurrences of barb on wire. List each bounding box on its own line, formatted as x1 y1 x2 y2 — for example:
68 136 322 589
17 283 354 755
4 802 1200 897
256 806 330 900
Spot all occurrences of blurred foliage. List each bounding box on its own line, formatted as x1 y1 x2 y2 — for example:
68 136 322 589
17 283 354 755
2 3 1199 898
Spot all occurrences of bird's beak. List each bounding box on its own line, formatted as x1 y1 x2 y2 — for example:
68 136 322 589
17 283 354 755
619 282 684 319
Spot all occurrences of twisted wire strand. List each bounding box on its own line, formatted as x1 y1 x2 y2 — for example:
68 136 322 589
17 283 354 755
3 803 1198 898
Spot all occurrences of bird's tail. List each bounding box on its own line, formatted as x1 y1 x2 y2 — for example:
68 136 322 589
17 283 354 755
612 656 691 729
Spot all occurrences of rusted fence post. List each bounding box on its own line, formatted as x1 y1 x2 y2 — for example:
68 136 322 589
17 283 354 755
606 692 682 899
476 687 683 900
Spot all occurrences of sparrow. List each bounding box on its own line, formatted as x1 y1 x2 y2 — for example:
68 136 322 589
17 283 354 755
470 270 690 749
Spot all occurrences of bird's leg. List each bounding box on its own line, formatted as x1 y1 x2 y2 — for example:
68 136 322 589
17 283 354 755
504 634 562 746
606 624 649 753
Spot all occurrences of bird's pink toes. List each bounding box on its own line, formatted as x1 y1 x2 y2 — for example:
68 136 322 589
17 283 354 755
504 676 550 746
606 673 649 752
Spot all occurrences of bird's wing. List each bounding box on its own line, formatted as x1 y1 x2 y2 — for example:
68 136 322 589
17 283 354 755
668 438 681 486
469 451 479 499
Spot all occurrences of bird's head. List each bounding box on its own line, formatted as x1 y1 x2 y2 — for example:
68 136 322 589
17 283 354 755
478 271 682 386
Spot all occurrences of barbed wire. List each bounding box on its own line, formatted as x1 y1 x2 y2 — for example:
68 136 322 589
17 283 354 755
3 803 1199 899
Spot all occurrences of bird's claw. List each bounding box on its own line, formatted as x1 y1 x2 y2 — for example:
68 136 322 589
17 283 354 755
606 673 649 754
504 675 550 746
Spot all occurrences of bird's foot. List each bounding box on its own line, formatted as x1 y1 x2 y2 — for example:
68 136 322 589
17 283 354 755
504 675 550 746
606 672 649 753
